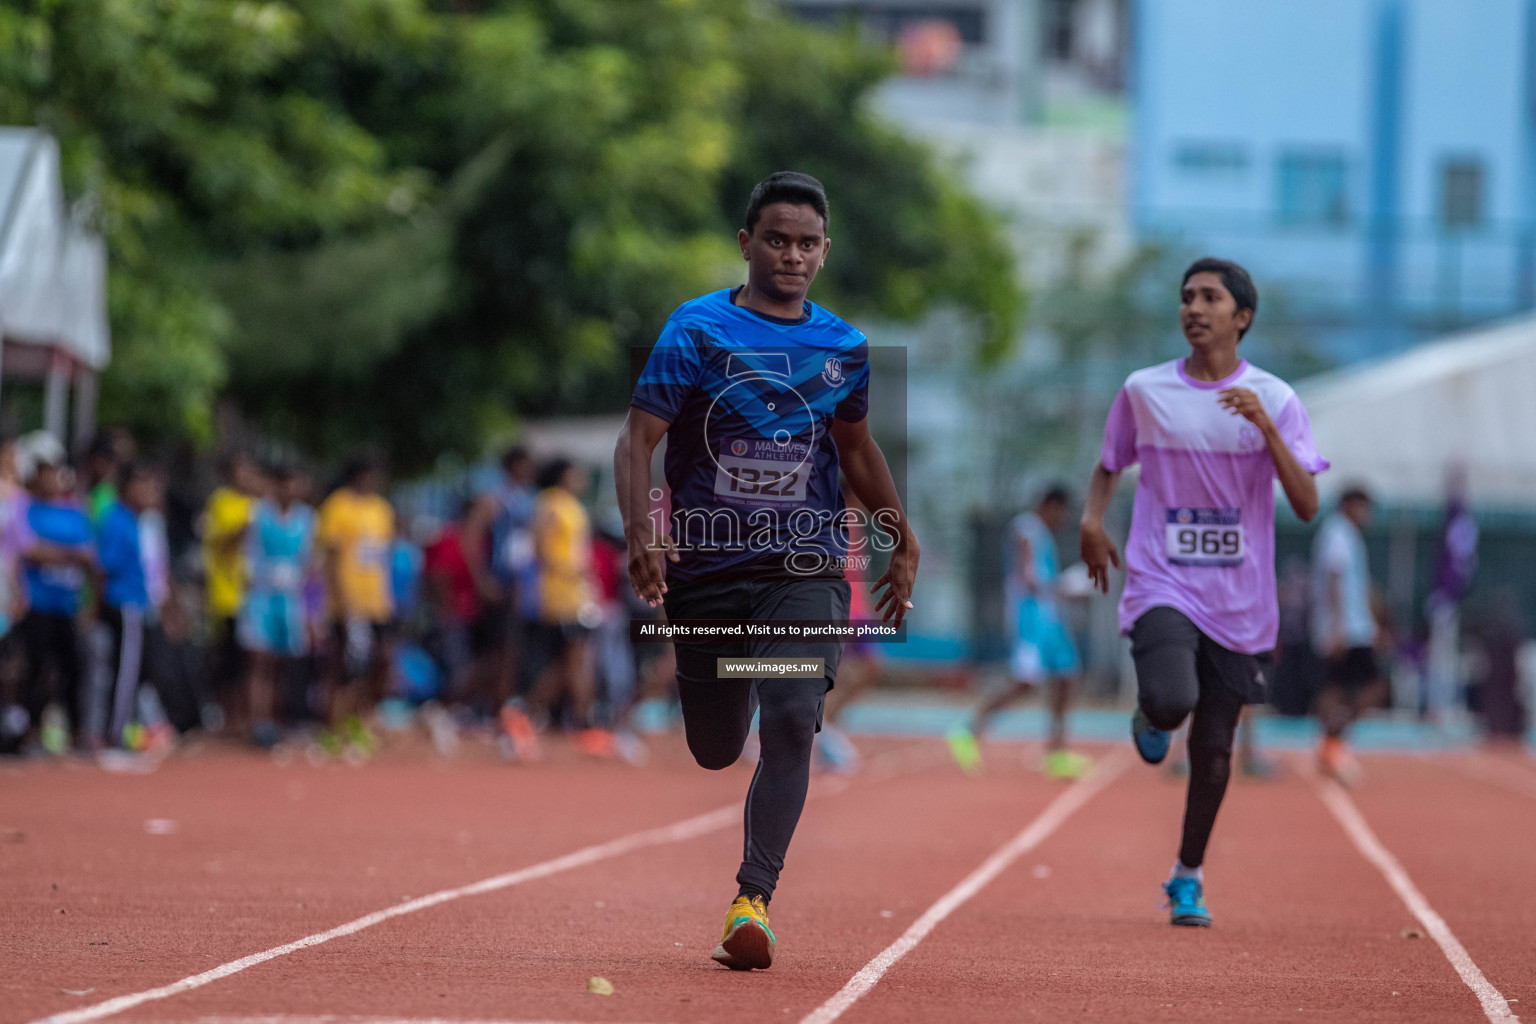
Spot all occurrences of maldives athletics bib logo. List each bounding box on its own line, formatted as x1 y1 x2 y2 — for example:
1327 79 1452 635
821 356 844 387
729 439 749 457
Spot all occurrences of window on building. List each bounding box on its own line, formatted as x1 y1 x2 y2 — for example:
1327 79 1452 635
783 5 987 46
1045 0 1076 60
1277 152 1349 227
1441 159 1485 229
1173 141 1249 175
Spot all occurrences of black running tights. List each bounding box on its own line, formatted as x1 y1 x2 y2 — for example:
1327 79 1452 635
679 675 828 902
1130 607 1253 869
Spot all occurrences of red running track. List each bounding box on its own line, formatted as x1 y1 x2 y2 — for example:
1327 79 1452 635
2 736 1531 1024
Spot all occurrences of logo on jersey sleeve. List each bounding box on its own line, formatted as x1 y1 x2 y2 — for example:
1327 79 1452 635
821 356 844 387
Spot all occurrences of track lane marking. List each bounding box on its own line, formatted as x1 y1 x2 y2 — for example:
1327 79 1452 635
1452 753 1536 801
1316 779 1519 1023
798 749 1131 1024
160 1017 655 1024
27 803 744 1024
30 741 950 1024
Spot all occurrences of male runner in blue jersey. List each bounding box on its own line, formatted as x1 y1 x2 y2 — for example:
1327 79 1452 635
615 172 919 971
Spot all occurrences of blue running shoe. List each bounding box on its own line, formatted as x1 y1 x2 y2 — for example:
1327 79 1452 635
1131 708 1170 765
1162 876 1212 927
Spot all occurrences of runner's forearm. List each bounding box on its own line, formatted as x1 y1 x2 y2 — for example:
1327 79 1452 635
613 425 646 542
1081 462 1120 528
614 409 667 544
1263 422 1319 522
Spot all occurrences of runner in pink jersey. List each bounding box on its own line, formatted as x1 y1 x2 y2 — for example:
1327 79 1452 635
1080 258 1327 928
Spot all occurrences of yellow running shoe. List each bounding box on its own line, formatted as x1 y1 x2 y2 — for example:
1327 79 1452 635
712 895 775 970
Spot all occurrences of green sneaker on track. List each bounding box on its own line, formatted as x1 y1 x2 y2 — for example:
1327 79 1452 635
947 725 983 776
1042 748 1093 780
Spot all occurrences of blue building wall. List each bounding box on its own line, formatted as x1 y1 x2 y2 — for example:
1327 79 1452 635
1132 0 1536 361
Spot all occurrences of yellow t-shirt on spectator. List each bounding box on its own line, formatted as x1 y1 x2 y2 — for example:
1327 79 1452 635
317 488 395 623
534 487 592 624
202 486 255 619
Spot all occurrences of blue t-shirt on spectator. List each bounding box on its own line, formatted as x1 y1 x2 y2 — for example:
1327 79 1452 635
24 498 93 616
97 502 148 611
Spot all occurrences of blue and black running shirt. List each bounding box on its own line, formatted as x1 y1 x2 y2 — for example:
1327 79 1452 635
631 287 870 581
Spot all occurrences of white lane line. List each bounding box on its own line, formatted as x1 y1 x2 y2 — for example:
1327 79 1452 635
168 1017 655 1024
799 750 1131 1024
1316 780 1519 1023
1456 754 1536 801
29 805 740 1024
36 743 945 1024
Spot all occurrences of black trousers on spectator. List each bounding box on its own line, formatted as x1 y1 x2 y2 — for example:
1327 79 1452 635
18 611 83 736
1130 606 1266 869
100 605 147 745
664 576 849 902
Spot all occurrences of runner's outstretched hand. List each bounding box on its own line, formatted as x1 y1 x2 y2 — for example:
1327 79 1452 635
1080 519 1121 594
628 532 679 608
871 538 919 627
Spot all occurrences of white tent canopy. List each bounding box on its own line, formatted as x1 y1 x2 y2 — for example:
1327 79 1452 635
1296 312 1536 508
0 127 109 370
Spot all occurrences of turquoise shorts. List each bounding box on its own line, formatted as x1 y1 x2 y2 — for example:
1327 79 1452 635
239 590 308 658
1010 599 1079 682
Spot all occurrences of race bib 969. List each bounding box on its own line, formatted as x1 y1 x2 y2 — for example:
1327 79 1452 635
1165 507 1244 568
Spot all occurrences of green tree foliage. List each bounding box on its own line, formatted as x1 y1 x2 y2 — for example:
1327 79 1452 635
0 0 424 440
1 0 1021 468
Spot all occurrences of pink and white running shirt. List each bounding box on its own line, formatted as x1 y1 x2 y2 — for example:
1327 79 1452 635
1100 359 1329 654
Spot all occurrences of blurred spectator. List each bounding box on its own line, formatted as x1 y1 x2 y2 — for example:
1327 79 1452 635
1312 487 1387 782
422 498 481 703
15 432 93 751
82 428 135 524
316 454 395 753
139 467 171 618
0 435 26 637
1269 555 1321 716
239 465 316 749
1474 590 1527 744
589 514 636 723
95 462 162 750
1425 472 1478 724
159 440 202 570
462 446 537 715
0 436 28 753
201 452 265 727
505 458 607 757
391 515 425 626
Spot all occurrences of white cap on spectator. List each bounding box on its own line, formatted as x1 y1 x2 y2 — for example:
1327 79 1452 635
16 430 67 484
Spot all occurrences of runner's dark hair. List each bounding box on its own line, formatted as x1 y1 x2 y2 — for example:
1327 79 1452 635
1182 257 1258 338
745 171 828 232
